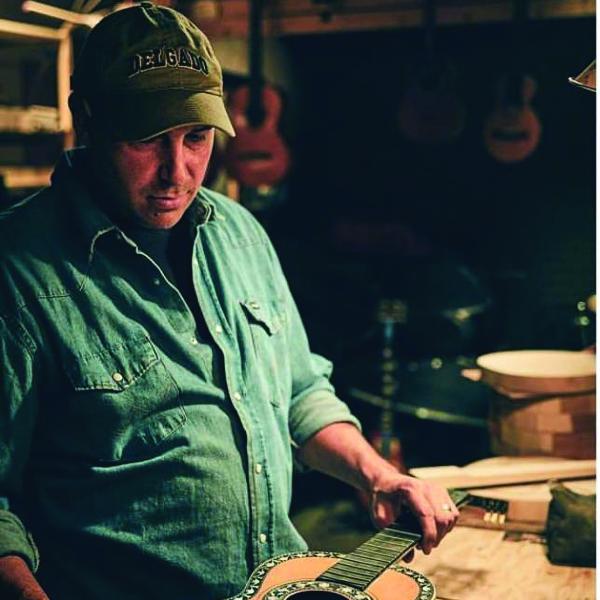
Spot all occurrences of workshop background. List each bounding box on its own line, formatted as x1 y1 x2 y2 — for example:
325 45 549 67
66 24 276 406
0 0 595 511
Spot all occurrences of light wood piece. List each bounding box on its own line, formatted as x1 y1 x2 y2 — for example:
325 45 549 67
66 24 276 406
410 456 596 489
409 526 595 600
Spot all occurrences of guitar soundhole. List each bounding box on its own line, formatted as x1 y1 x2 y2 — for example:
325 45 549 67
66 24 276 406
287 593 350 600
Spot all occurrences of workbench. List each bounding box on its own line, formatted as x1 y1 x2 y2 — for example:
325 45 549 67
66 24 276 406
409 525 595 600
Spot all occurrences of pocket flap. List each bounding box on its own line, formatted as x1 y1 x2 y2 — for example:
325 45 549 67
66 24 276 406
240 299 285 335
65 337 160 392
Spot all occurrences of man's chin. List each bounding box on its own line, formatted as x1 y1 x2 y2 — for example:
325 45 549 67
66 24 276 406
135 209 185 229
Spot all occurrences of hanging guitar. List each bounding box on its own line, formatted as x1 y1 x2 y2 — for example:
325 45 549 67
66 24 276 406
398 0 465 145
225 0 290 189
483 0 541 163
226 489 507 600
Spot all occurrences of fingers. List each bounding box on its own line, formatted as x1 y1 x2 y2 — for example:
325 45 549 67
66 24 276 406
391 478 459 554
369 473 460 556
402 549 415 563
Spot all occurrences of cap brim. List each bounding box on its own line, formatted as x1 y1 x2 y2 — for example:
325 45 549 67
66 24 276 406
97 89 236 140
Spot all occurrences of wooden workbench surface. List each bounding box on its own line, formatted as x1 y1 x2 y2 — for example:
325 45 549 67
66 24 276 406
409 526 595 600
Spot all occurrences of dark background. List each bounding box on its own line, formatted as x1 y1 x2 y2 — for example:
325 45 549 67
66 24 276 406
264 17 596 508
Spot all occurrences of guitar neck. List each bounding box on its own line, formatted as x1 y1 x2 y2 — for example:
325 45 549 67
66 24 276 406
318 490 469 590
317 525 420 590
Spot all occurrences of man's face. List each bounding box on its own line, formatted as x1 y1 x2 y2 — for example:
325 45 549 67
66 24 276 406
95 124 215 229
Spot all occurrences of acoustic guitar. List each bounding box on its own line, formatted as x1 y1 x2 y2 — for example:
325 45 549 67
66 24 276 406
398 0 465 145
225 490 492 600
483 0 541 163
225 0 291 188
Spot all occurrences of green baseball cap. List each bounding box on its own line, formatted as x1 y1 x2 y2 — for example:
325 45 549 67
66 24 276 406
71 2 235 141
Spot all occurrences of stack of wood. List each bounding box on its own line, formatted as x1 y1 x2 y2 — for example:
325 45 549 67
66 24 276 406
489 393 595 459
465 350 596 460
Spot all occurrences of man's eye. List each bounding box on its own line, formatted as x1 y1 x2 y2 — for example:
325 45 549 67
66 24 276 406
187 132 208 143
130 138 158 148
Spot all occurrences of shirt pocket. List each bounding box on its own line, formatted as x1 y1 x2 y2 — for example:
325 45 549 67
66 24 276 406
64 336 186 463
240 298 290 407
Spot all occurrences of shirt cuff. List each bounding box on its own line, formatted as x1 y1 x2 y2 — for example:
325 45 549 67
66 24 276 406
289 388 361 449
0 509 39 572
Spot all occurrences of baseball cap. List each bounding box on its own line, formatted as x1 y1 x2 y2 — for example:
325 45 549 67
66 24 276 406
71 2 235 140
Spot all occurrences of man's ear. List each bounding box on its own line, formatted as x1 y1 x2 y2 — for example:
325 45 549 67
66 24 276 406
68 92 92 146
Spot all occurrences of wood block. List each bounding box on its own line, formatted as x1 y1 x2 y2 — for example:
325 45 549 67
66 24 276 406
498 410 595 433
491 393 596 416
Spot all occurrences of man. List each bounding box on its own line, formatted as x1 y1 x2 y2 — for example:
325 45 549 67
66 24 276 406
0 3 458 599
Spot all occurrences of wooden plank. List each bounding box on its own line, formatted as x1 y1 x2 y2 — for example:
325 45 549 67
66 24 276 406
0 18 66 42
56 30 73 135
0 166 52 189
410 457 596 489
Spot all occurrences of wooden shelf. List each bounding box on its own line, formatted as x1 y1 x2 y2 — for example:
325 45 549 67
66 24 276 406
0 166 52 189
0 17 68 42
186 0 596 37
0 17 73 192
0 105 63 134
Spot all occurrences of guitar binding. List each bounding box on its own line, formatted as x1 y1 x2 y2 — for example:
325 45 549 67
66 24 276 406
227 551 436 600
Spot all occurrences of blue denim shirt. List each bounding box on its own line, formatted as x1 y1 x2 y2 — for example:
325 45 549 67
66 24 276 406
0 149 360 599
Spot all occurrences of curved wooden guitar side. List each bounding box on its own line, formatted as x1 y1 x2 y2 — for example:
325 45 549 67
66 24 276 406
225 551 435 600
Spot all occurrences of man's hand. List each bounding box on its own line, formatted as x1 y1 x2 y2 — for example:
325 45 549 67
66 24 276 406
367 466 459 559
0 556 49 600
298 422 459 559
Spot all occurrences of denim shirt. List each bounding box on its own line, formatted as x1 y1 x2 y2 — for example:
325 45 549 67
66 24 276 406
0 150 360 599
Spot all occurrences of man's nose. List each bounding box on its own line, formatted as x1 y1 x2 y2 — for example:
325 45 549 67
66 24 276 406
159 139 187 187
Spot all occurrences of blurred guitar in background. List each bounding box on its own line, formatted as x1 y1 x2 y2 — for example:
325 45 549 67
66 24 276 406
225 0 290 190
483 0 541 163
398 0 465 145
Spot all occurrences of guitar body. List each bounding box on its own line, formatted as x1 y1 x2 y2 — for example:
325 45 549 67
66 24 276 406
225 84 291 187
398 63 466 145
226 552 435 600
483 75 541 163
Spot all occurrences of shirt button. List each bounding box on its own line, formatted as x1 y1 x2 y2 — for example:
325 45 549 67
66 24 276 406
232 392 242 401
190 337 198 345
259 533 267 544
153 278 161 286
215 325 223 334
254 463 263 475
112 372 124 383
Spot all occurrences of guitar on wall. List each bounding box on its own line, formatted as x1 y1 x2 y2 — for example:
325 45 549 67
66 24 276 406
398 0 465 145
226 489 507 600
225 0 291 191
483 0 541 163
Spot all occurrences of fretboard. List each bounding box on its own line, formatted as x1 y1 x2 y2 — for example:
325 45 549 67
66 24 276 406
316 524 421 590
317 489 470 590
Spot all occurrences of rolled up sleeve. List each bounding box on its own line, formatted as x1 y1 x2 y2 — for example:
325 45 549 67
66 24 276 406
261 238 361 448
0 314 40 571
